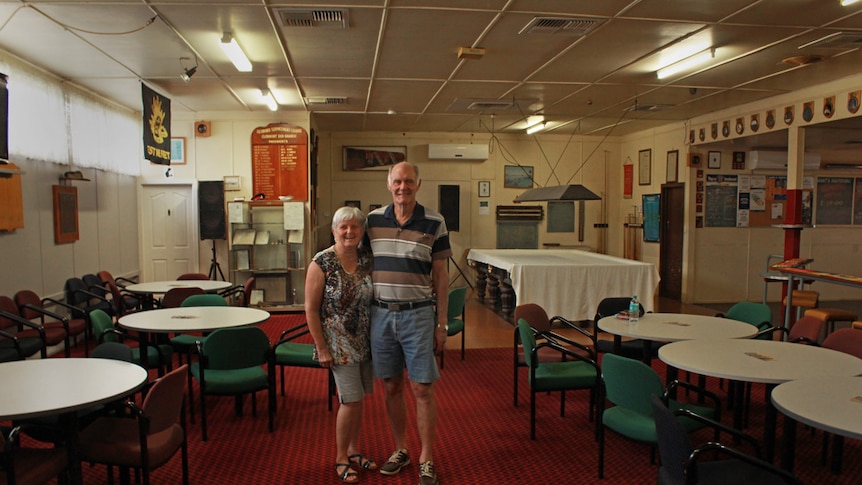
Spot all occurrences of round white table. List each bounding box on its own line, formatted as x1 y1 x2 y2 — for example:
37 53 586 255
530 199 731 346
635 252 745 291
772 376 862 473
598 312 757 362
125 280 234 296
660 339 862 461
0 358 148 484
118 306 270 334
118 306 271 369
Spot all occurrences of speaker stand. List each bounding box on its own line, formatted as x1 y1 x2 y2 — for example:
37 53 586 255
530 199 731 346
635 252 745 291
208 239 225 281
448 256 473 289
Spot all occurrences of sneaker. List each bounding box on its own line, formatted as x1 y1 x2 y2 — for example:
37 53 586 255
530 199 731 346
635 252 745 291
418 460 438 485
379 449 410 476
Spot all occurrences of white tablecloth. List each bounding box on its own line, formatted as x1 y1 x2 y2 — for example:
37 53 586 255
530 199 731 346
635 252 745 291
467 249 659 321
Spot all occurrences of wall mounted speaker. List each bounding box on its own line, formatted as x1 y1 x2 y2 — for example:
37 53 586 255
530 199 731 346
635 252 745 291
438 184 460 232
198 181 226 240
195 120 211 137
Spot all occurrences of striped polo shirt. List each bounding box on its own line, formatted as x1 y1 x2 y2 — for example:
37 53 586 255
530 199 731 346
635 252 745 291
366 202 452 302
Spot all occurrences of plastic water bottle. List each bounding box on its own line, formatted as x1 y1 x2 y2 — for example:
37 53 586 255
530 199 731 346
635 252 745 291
628 295 640 322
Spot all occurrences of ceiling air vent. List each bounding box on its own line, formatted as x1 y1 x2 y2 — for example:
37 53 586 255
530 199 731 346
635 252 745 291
305 96 347 105
277 8 349 28
519 17 602 36
467 100 514 111
798 32 862 50
625 103 674 113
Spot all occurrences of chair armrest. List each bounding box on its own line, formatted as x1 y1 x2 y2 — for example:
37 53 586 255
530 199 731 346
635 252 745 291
276 323 309 346
23 303 69 325
758 326 789 339
688 442 802 485
550 315 594 341
672 408 761 456
535 340 600 371
0 328 22 357
0 310 47 338
665 380 722 421
537 329 595 358
114 276 137 287
789 336 819 345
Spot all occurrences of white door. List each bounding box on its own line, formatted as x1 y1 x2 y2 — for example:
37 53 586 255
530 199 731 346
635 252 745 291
141 184 197 281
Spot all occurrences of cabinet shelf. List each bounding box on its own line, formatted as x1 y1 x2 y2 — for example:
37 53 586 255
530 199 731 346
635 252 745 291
228 200 307 311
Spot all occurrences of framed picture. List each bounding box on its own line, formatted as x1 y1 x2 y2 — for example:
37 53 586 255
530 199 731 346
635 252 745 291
249 289 265 306
504 165 533 188
52 184 79 244
478 180 491 197
344 200 361 209
170 137 186 165
343 146 406 171
638 149 651 185
708 151 721 169
223 175 241 191
369 204 382 212
666 150 678 183
235 249 249 270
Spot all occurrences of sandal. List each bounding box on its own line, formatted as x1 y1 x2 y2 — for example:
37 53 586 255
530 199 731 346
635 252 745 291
349 454 378 471
335 463 359 483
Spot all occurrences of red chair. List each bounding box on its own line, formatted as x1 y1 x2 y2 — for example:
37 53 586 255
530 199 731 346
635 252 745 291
0 298 48 361
823 328 862 359
761 315 823 345
176 273 209 281
14 290 88 357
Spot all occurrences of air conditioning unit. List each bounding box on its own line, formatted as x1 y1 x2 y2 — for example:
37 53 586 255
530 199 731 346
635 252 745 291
427 143 489 161
748 150 821 171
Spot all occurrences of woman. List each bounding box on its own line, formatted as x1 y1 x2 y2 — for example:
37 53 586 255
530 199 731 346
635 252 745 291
305 206 376 483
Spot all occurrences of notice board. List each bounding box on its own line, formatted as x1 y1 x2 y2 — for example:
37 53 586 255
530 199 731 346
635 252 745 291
251 123 308 201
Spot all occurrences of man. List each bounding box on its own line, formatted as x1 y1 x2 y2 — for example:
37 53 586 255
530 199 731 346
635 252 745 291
365 161 450 485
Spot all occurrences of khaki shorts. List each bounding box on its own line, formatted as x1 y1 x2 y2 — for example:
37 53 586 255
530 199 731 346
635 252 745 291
331 361 374 404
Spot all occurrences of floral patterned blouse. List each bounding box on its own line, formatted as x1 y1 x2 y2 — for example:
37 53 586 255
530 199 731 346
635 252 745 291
312 245 373 365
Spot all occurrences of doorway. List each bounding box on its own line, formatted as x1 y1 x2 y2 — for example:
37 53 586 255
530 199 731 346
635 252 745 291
660 183 685 299
140 184 197 281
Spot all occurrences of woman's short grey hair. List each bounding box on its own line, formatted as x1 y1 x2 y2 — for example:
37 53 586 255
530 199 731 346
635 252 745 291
331 206 366 231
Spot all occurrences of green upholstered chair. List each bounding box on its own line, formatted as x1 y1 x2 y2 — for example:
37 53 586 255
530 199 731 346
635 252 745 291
598 353 720 480
723 301 774 338
272 323 336 411
90 309 172 373
188 326 274 441
169 293 226 364
651 394 801 485
517 318 601 440
439 286 467 369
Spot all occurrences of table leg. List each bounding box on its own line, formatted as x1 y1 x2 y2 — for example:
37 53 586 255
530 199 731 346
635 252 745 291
765 383 777 462
831 435 844 474
499 279 514 316
476 263 487 301
61 412 83 485
780 412 797 472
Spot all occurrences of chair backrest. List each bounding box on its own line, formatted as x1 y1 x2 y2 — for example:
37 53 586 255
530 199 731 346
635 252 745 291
202 327 271 369
788 315 823 343
0 296 19 331
104 281 128 315
161 287 205 308
142 364 188 433
823 328 862 359
64 277 90 307
181 294 227 307
13 290 43 319
601 353 664 416
517 318 539 369
90 341 134 362
82 273 106 294
241 277 256 307
447 287 467 320
97 270 115 286
726 301 772 328
90 309 118 343
514 303 552 332
651 394 693 483
594 297 644 322
177 273 209 281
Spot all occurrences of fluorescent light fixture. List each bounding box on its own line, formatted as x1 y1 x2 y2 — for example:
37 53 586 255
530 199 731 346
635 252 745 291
841 0 860 6
526 122 546 135
260 89 278 111
180 66 197 83
220 32 252 72
656 48 715 79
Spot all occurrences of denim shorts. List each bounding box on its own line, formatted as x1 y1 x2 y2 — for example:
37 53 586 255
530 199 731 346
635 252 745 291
331 361 374 404
370 305 440 384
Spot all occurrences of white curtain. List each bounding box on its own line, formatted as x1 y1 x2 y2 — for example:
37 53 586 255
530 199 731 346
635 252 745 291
1 52 141 176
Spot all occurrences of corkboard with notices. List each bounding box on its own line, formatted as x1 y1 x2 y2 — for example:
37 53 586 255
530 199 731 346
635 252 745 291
251 123 308 201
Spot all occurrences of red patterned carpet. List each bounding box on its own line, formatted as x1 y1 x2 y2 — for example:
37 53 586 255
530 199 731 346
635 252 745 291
27 314 862 484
